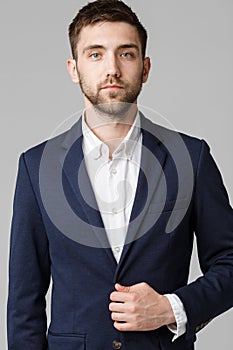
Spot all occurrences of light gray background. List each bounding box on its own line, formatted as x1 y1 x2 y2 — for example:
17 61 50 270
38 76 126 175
1 0 232 349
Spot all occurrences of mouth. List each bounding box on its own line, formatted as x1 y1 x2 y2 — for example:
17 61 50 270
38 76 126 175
101 85 124 90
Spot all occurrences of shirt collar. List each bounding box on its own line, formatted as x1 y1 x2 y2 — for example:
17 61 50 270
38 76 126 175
82 111 141 160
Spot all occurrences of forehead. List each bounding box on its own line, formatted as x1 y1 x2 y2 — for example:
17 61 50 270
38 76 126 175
77 21 141 50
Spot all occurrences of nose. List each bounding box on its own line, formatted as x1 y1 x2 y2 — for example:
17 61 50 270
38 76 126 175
105 54 121 78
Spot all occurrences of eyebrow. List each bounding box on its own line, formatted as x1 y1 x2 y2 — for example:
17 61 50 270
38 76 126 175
83 43 140 54
117 44 140 52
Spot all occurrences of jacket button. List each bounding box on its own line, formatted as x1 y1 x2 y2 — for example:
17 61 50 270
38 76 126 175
112 340 122 349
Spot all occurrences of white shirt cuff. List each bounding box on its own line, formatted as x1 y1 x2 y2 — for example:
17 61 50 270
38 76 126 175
164 293 187 341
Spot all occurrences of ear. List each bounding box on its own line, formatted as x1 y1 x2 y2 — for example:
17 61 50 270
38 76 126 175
67 58 80 84
142 57 151 83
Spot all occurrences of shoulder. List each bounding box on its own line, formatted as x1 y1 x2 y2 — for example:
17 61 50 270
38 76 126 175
21 117 82 167
141 115 207 157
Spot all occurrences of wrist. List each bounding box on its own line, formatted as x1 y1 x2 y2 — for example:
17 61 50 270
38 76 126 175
161 295 176 325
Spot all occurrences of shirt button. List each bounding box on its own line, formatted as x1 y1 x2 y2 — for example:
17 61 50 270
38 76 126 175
110 168 117 175
112 208 118 215
114 247 120 254
112 340 122 349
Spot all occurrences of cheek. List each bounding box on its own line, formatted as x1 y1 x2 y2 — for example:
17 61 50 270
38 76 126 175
78 68 97 85
125 63 143 79
83 67 103 85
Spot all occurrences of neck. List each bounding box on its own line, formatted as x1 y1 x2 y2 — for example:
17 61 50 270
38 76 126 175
84 104 138 154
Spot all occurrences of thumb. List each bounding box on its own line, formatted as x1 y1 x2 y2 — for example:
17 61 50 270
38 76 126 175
115 283 131 292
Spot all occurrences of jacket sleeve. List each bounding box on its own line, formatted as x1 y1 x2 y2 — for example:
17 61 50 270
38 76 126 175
174 140 233 339
7 153 51 349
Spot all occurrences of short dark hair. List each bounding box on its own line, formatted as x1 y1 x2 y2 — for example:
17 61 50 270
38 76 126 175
68 0 148 60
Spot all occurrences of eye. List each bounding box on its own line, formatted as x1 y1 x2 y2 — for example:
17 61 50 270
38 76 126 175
121 52 133 58
90 52 101 59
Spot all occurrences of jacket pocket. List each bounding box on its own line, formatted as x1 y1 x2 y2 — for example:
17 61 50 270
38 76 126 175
48 331 86 350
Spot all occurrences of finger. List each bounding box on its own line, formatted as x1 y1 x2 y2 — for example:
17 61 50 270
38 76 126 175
115 283 131 292
111 312 129 322
110 291 132 302
113 321 134 332
109 302 128 312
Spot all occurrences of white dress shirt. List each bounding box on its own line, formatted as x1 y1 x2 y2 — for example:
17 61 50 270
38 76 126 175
82 112 187 340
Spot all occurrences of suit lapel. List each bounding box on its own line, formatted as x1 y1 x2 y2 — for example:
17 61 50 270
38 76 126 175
115 116 168 275
59 117 116 265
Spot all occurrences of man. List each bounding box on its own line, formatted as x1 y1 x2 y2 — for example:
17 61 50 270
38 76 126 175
7 0 233 349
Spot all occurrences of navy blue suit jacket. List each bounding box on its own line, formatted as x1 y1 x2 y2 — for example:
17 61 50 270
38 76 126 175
7 115 233 349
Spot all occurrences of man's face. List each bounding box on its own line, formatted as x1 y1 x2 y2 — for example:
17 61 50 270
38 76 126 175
68 21 150 116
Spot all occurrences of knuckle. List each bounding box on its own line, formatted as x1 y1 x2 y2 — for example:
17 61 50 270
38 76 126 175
141 282 147 287
131 293 138 302
135 318 142 329
132 314 139 324
129 305 137 313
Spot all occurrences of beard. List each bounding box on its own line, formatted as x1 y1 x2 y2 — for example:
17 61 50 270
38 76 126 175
78 72 143 119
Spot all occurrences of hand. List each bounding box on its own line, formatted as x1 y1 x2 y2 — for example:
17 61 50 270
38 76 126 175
109 282 175 331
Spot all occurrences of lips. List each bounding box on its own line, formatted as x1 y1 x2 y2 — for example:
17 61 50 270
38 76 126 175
101 85 124 90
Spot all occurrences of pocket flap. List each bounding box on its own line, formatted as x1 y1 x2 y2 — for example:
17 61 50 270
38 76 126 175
48 332 86 350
